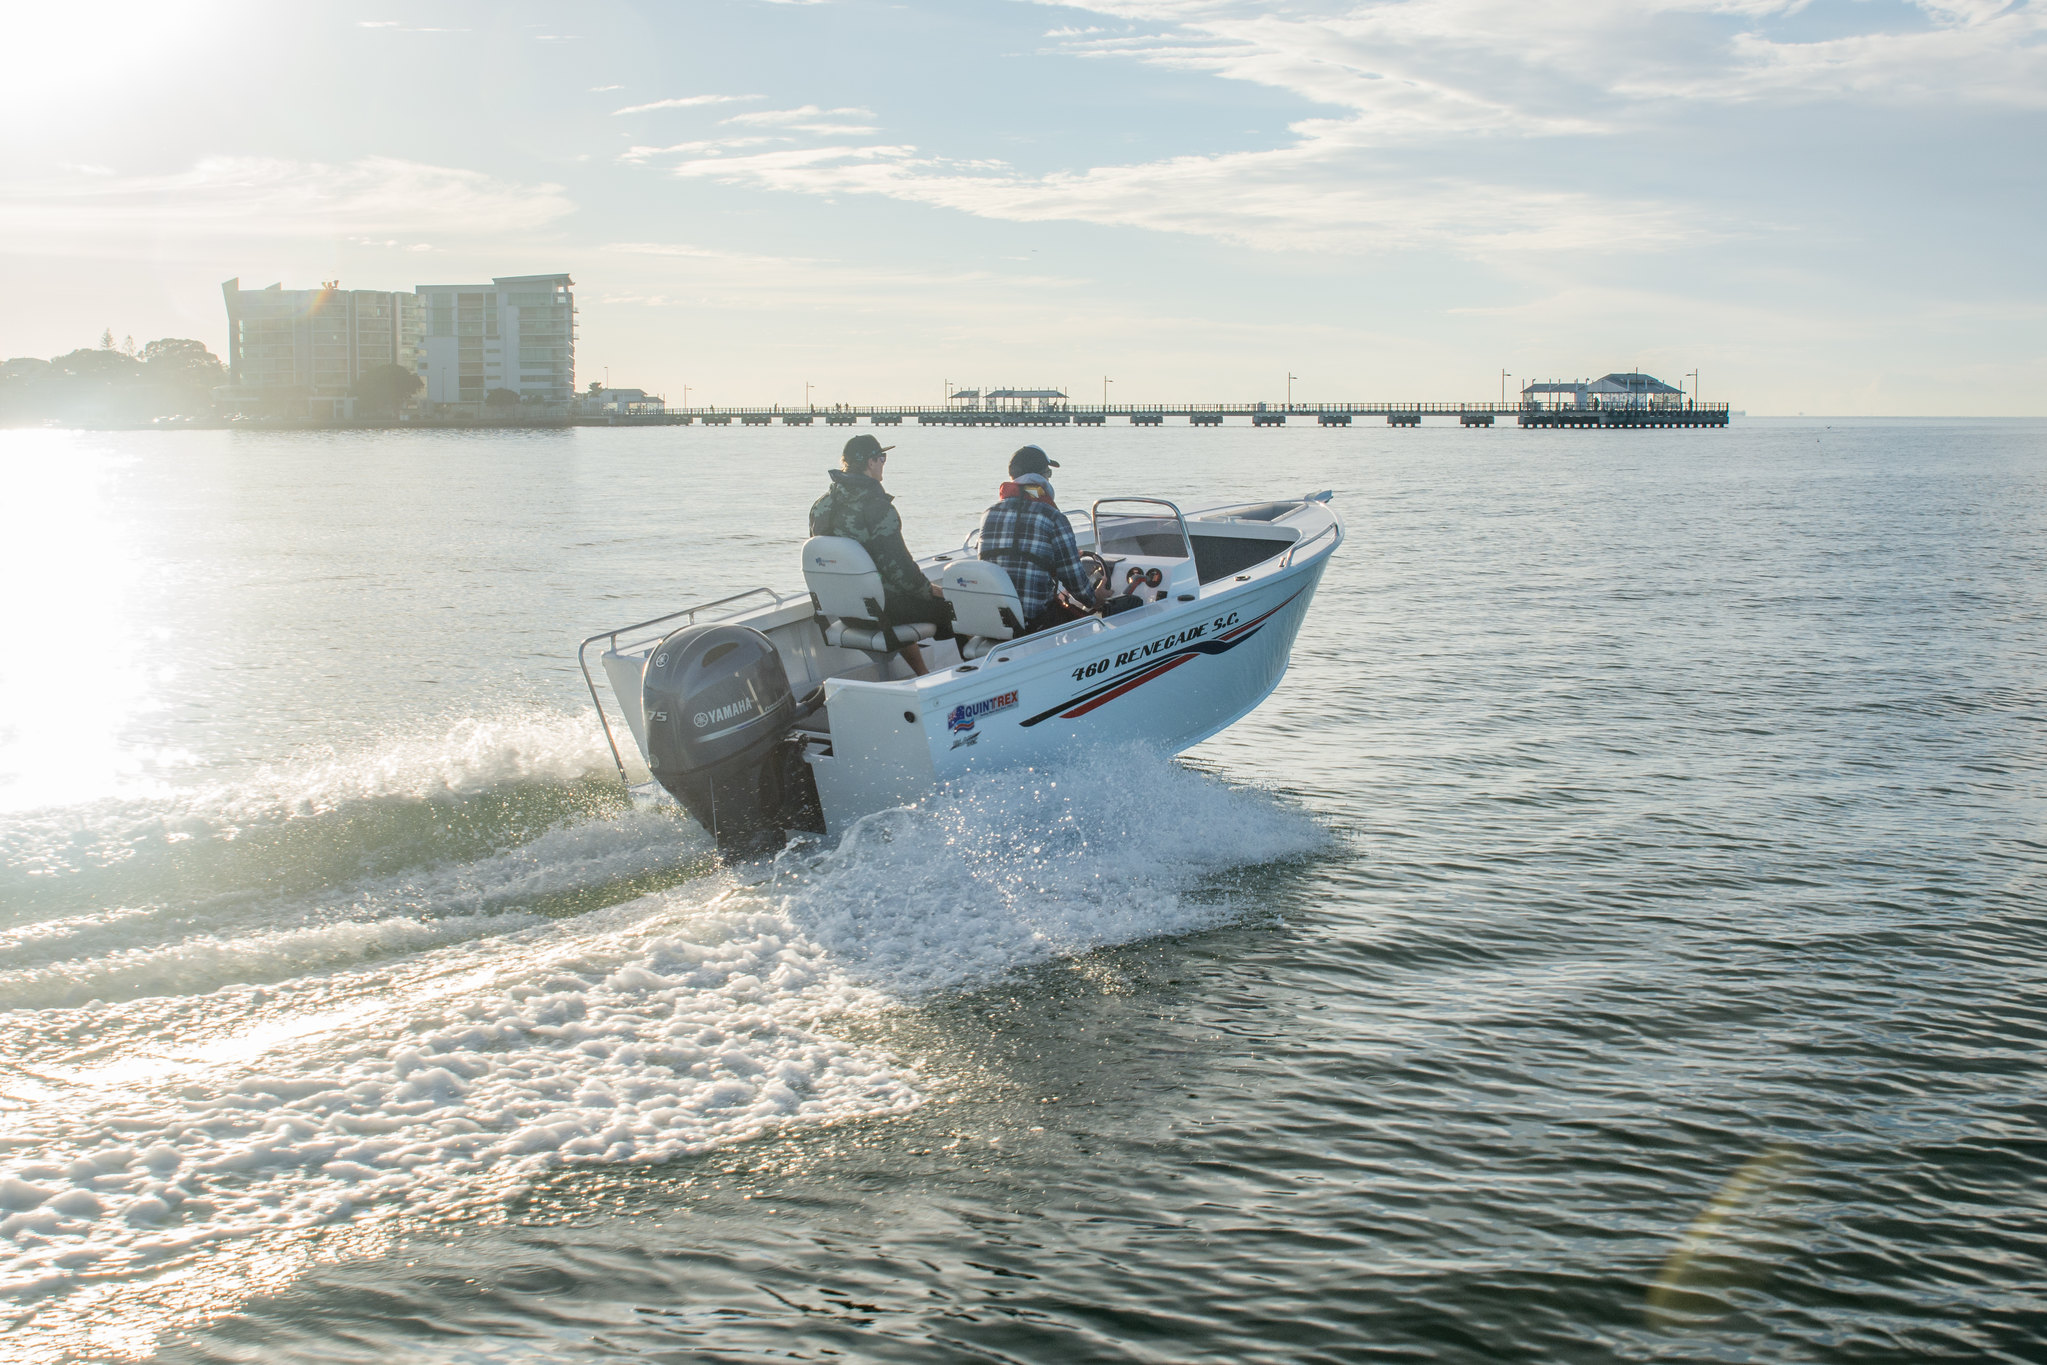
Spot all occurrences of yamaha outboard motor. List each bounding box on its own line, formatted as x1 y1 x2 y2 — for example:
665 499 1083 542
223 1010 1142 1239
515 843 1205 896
642 624 810 854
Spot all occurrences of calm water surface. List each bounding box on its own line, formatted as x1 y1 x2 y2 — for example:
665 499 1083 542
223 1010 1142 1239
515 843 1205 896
1 420 2043 1363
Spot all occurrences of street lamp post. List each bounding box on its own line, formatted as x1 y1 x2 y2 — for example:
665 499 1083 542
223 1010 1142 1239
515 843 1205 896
1502 369 1511 406
804 381 814 411
1287 372 1298 409
1685 370 1699 409
1103 375 1112 408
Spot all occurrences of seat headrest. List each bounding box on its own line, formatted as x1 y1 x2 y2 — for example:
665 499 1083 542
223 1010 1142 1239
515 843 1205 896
802 536 888 623
804 536 877 577
944 558 1025 641
935 560 1020 597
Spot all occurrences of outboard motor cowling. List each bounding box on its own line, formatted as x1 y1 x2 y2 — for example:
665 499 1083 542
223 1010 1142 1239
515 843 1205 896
643 624 800 853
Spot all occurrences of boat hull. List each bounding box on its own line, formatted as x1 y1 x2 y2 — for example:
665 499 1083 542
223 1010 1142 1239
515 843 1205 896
579 493 1343 847
804 555 1330 832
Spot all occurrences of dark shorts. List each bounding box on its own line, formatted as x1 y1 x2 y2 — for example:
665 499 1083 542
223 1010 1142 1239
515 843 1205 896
884 592 956 641
1024 596 1097 635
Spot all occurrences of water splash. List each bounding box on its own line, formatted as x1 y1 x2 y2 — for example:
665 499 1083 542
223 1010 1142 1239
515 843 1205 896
0 726 1323 1352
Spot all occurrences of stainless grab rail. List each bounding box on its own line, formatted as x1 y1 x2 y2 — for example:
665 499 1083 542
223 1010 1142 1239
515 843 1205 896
576 586 800 788
1091 497 1192 560
1282 519 1340 568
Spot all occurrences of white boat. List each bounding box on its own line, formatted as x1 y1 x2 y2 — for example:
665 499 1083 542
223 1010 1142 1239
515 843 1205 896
578 492 1343 851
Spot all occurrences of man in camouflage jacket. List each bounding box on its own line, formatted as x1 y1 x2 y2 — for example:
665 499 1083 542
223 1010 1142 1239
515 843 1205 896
808 433 951 675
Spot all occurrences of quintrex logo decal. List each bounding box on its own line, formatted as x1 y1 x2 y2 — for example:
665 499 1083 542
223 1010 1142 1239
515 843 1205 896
947 691 1017 746
693 698 755 728
1018 589 1305 728
947 692 1017 732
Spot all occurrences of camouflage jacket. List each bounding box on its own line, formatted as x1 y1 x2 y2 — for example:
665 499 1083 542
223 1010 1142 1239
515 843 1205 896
808 469 929 607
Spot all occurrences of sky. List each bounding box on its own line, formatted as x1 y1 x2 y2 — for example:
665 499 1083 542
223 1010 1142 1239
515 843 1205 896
1 0 2041 414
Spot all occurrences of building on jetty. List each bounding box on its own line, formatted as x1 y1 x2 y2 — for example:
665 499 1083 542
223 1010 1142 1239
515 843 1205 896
943 386 1069 415
574 387 665 417
1516 372 1721 427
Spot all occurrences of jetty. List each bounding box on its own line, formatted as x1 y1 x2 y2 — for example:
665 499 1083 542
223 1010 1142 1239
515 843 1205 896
603 375 1728 430
616 400 1728 430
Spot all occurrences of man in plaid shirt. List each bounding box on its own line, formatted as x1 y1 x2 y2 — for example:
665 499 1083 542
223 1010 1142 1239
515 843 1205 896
979 445 1100 632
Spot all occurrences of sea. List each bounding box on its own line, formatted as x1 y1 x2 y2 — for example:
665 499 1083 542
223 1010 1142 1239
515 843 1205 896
1 418 2042 1363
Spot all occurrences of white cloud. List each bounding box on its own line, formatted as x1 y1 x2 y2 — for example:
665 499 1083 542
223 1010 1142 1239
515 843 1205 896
605 241 826 268
597 239 1096 309
638 0 2032 257
721 105 879 134
347 235 439 252
613 94 762 115
1039 0 2047 123
664 135 1706 256
619 137 783 163
0 157 574 248
615 105 883 160
1640 7 2047 107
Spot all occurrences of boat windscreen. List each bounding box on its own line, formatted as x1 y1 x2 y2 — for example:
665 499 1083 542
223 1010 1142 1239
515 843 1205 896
1096 514 1188 560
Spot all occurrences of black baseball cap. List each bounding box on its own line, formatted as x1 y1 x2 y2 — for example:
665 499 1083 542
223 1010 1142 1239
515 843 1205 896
1009 444 1060 477
843 433 894 463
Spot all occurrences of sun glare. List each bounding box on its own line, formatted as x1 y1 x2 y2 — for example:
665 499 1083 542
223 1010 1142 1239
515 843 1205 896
3 2 228 115
0 432 163 810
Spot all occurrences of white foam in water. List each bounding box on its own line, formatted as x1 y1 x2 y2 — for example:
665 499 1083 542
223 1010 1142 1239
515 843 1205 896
215 710 617 819
0 895 920 1303
0 805 699 1009
766 747 1327 996
0 736 1322 1353
0 910 544 1013
0 708 617 884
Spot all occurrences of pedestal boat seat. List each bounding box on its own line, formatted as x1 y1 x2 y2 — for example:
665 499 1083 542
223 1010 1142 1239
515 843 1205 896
801 536 940 654
929 559 1027 660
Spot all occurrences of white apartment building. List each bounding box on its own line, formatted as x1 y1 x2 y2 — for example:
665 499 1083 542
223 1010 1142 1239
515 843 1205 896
220 278 422 413
414 273 575 408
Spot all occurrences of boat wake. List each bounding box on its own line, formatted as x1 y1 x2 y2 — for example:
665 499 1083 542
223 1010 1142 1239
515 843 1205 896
0 710 1323 1353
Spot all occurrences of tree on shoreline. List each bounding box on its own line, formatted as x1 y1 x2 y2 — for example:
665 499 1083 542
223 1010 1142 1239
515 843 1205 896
1 336 225 426
354 363 424 416
141 338 225 390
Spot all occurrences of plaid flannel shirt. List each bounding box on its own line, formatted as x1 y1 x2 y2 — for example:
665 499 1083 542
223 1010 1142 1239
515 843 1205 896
978 495 1096 621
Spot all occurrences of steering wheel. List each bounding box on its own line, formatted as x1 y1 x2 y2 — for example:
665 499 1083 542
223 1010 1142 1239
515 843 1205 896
1078 550 1112 598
